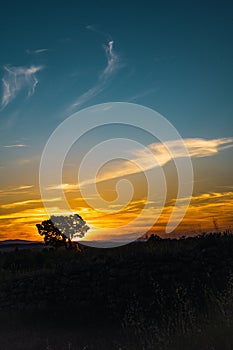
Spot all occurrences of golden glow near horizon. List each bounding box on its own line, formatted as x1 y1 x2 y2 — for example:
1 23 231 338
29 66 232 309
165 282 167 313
0 180 233 241
0 137 233 241
0 190 233 241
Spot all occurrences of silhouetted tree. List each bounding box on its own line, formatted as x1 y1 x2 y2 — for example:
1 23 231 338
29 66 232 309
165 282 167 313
147 234 162 243
36 214 90 249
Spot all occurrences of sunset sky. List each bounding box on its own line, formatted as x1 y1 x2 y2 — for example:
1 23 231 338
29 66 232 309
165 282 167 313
0 0 233 242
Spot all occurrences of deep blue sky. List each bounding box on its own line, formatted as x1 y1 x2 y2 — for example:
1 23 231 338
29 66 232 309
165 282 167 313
0 0 232 143
0 0 233 182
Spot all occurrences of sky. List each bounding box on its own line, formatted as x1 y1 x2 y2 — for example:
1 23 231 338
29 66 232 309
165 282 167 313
0 0 233 242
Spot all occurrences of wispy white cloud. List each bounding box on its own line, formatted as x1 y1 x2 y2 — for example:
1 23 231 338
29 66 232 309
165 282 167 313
46 183 78 191
70 40 121 110
86 24 97 32
0 185 34 195
140 137 233 168
17 159 31 166
0 185 34 197
44 138 233 193
15 185 34 190
101 41 118 77
79 137 233 187
85 25 112 40
1 65 43 110
3 144 27 148
128 87 159 102
1 197 61 209
26 48 48 55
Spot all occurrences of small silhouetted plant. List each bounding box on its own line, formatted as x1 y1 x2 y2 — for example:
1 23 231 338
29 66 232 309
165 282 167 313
36 214 89 249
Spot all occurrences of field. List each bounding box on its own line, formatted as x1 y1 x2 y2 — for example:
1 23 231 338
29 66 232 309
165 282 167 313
0 232 233 349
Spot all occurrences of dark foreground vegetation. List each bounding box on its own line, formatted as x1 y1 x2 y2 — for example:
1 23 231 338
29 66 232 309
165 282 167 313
1 232 233 349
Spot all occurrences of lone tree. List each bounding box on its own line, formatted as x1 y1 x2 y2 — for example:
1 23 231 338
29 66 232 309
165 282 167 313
36 214 90 249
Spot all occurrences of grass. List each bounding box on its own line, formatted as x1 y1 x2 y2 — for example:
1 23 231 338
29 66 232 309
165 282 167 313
0 232 233 349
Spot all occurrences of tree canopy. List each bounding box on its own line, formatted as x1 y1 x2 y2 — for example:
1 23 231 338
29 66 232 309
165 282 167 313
36 214 90 249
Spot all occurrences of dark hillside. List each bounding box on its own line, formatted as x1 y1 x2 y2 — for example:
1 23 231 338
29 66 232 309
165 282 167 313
0 232 233 349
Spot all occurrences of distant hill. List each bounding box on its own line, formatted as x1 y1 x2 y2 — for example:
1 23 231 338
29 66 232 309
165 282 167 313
0 240 44 252
0 239 41 245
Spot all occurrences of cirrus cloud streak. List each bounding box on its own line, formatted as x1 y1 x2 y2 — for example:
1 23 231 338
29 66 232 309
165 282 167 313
77 137 233 188
70 40 121 110
1 65 43 110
